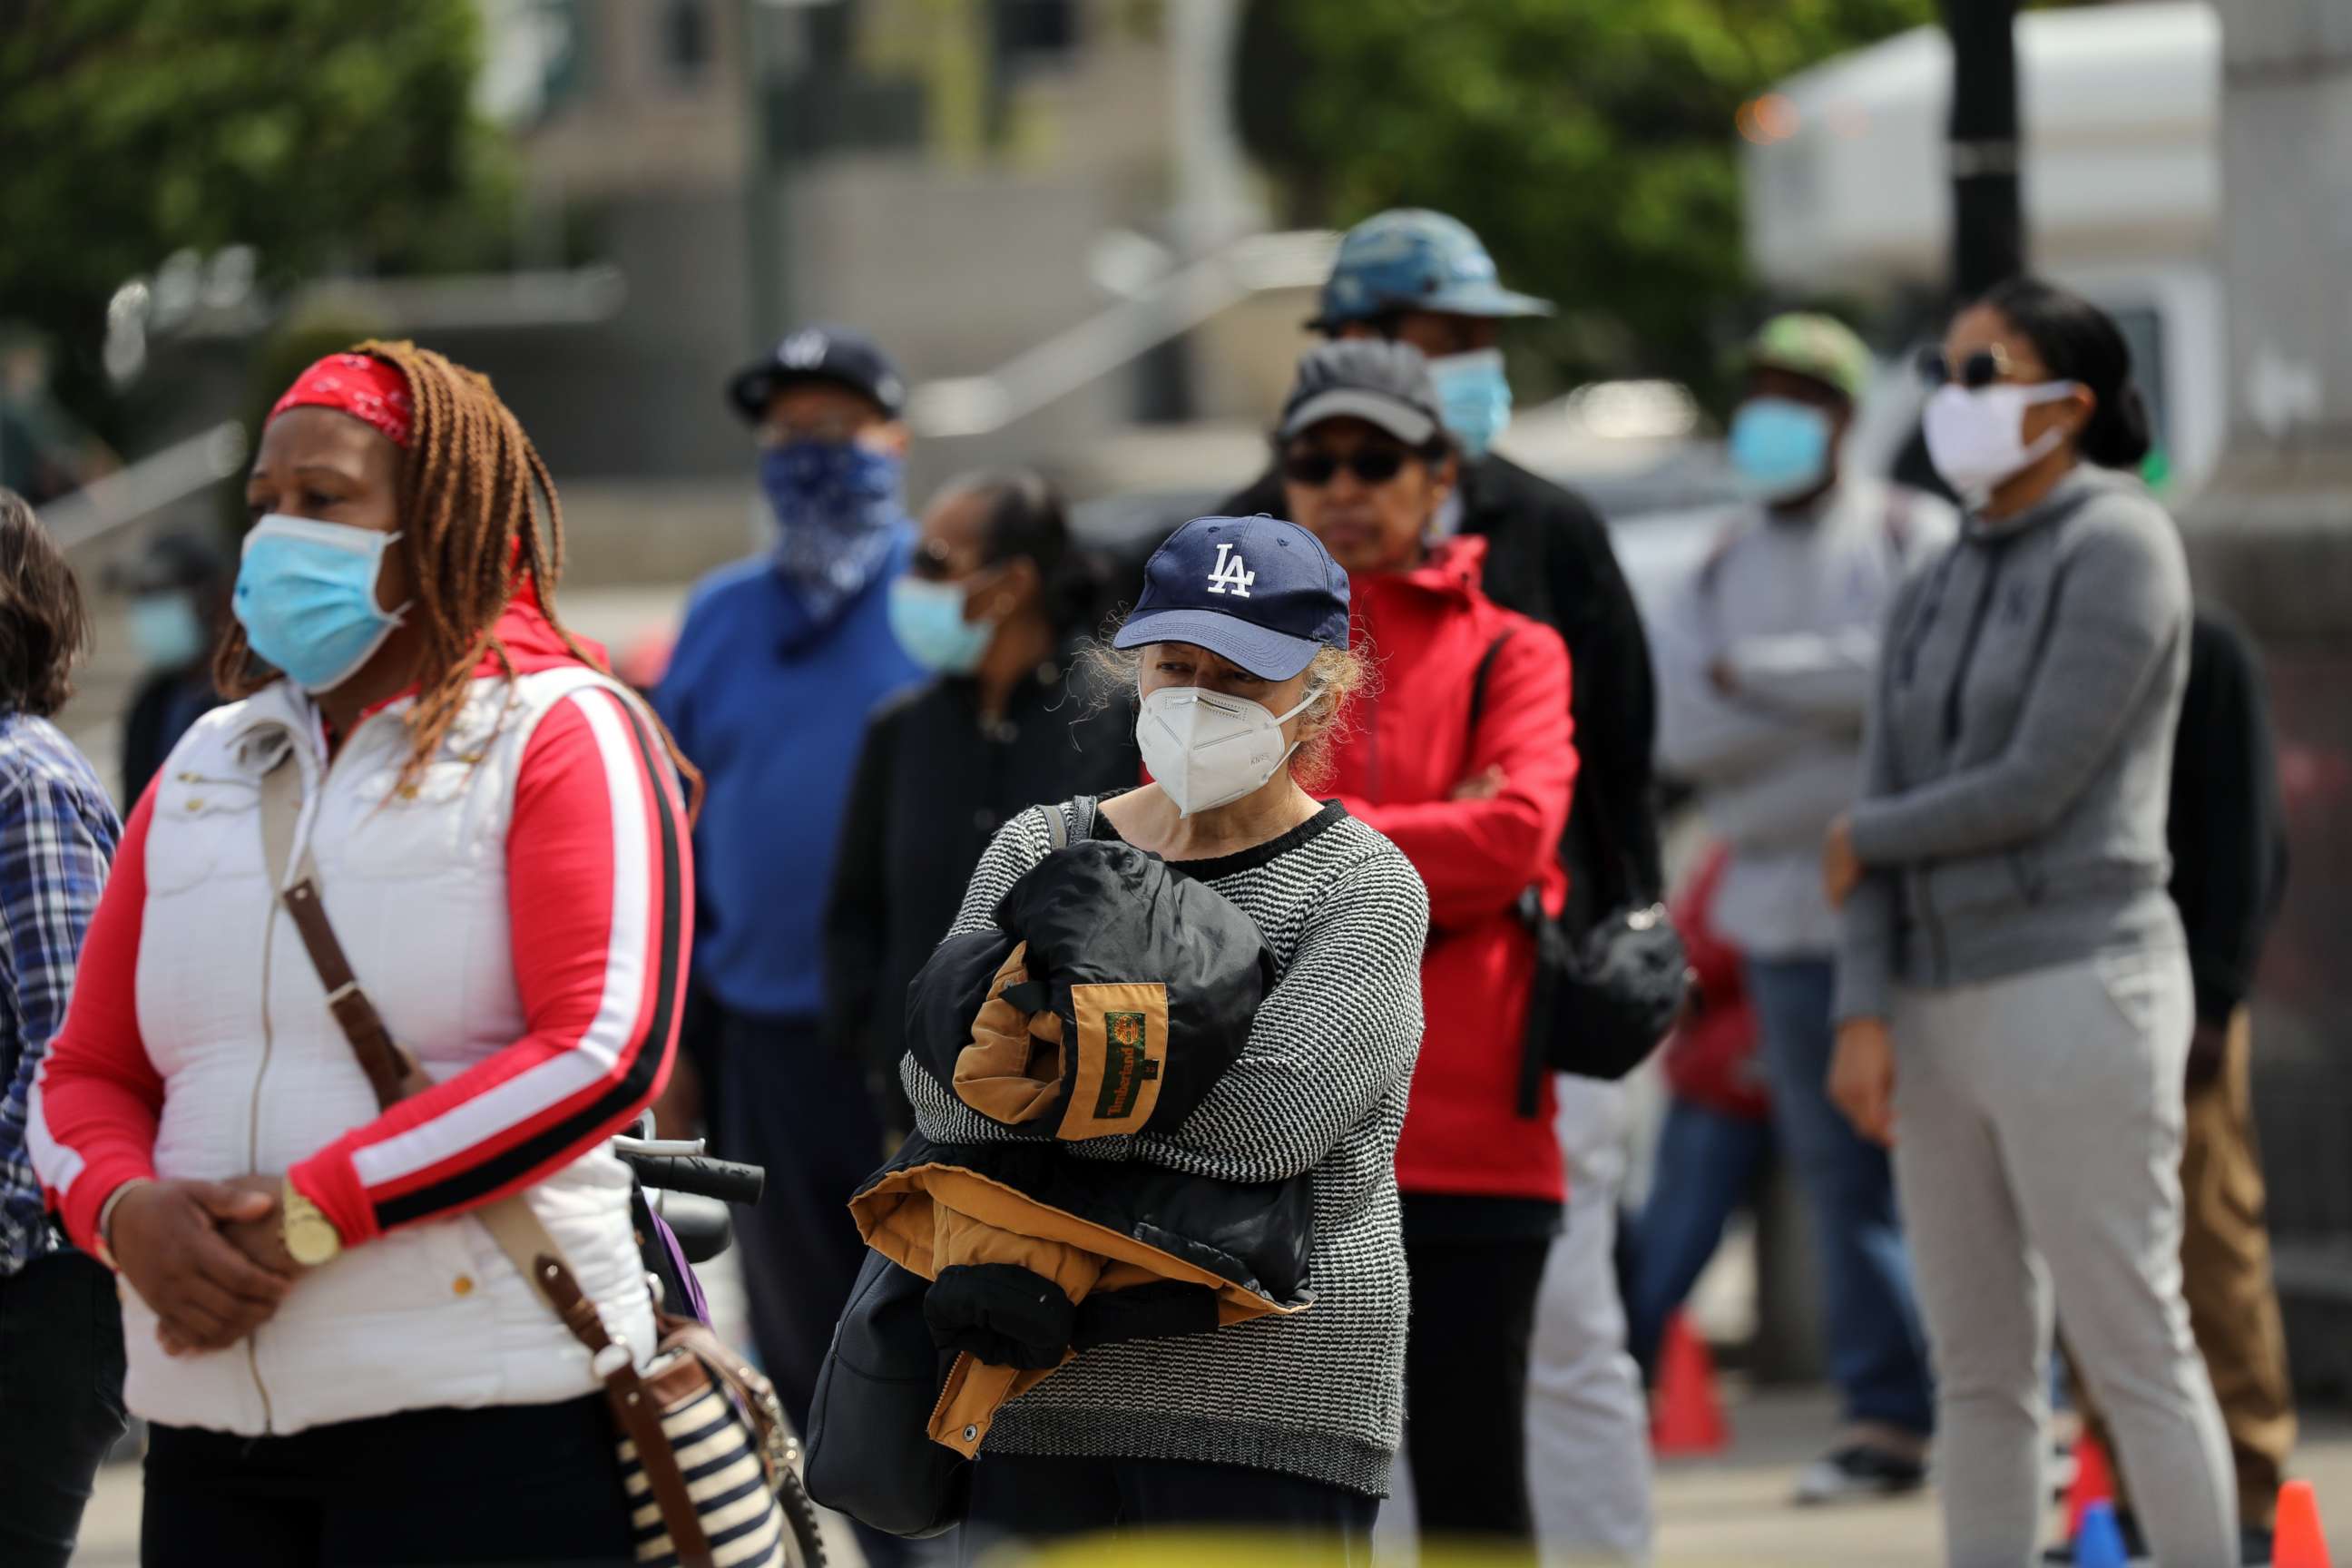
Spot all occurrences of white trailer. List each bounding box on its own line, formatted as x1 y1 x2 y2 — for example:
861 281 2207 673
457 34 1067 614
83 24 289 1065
1742 1 2226 494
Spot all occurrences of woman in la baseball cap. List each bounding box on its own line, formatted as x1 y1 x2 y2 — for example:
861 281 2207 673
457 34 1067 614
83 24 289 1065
893 514 1431 1553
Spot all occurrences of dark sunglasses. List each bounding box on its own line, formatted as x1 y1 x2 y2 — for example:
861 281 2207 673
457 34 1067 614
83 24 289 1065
1282 447 1410 487
906 540 1002 583
1916 344 2022 389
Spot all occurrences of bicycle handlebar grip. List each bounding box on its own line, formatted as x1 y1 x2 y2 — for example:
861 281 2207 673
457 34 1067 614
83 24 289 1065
618 1151 766 1207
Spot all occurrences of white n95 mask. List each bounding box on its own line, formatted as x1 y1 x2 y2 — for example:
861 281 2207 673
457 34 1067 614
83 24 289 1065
1136 684 1322 817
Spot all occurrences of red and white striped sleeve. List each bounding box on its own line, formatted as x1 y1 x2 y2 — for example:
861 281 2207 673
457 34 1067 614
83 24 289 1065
31 786 164 1255
288 686 691 1244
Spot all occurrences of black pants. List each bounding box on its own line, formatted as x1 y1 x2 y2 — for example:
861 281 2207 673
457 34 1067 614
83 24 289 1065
713 1009 886 1431
710 1008 903 1564
141 1395 635 1567
1404 1231 1553 1544
958 1453 1379 1566
0 1249 127 1568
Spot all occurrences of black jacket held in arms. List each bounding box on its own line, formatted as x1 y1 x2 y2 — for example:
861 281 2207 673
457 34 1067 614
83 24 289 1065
2168 604 2289 1029
1221 450 1661 924
845 838 1310 1441
823 650 1140 1130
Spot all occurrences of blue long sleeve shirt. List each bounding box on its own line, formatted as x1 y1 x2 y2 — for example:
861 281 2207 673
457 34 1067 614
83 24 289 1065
656 538 922 1021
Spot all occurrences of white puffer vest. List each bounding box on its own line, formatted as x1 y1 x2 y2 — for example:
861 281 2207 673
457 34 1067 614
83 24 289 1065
126 667 657 1436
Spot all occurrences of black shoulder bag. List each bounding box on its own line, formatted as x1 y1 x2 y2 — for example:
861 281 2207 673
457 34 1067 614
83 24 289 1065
1465 634 1692 1114
803 798 1096 1538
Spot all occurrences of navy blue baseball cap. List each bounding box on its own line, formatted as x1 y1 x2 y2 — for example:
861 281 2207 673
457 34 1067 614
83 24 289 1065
1114 516 1350 681
727 324 907 423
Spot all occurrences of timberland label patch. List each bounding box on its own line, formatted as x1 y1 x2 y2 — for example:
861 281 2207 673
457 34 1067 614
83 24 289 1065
1058 983 1171 1141
1095 1013 1150 1117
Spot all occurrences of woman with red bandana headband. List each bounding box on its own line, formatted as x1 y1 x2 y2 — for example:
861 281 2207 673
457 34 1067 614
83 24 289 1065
29 343 701 1566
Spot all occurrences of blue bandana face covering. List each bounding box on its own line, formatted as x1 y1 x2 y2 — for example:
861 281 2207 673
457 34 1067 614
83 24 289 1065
1730 397 1835 502
761 441 906 621
1426 348 1514 458
233 514 407 692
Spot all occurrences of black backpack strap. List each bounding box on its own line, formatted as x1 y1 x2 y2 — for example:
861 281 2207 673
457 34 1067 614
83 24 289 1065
1467 630 1518 730
1044 797 1099 852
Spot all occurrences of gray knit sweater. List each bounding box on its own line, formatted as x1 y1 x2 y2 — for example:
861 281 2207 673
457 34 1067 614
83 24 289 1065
901 797 1428 1496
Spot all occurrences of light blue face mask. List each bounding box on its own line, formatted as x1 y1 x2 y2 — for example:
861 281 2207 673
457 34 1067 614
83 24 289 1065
127 592 207 671
1729 397 1835 502
1426 348 1514 458
233 514 407 692
887 574 996 676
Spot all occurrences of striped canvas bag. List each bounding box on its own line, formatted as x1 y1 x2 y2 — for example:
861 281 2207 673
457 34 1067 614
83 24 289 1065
475 1204 795 1568
260 754 794 1568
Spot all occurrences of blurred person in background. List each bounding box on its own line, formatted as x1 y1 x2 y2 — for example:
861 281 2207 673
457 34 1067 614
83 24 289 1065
1826 279 2235 1566
1651 313 1951 1503
1221 206 1662 1561
31 345 692 1565
2045 599 2294 1566
114 531 232 803
0 329 117 506
0 489 124 1568
825 469 1139 1140
1624 844 1771 1385
652 325 922 1448
1276 340 1585 1551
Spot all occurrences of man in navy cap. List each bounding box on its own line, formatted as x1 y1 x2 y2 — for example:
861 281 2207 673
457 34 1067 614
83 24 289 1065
1223 211 1662 1559
652 326 922 1486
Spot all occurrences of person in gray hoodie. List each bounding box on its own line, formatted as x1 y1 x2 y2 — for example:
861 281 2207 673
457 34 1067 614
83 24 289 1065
1824 278 2234 1567
1651 312 1954 1504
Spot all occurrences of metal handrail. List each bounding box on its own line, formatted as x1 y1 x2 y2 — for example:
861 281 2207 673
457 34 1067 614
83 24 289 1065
906 229 1338 438
36 421 248 554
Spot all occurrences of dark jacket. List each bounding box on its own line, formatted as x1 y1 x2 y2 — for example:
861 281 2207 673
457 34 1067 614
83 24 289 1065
2168 605 2288 1028
122 668 223 805
824 649 1140 1125
1221 450 1659 926
858 838 1311 1456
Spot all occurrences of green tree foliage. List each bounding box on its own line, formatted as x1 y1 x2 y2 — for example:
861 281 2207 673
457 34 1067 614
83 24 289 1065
0 0 511 431
1236 0 1936 397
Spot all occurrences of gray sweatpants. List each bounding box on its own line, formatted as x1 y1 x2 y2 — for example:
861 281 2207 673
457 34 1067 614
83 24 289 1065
1890 949 2236 1568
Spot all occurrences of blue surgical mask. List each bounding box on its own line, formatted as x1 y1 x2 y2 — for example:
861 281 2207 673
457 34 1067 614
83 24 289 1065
127 592 207 671
761 441 906 621
1729 397 1835 502
887 575 997 676
1426 348 1513 458
232 514 407 692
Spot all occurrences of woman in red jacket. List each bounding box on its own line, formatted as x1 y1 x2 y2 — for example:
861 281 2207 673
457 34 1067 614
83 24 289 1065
1277 339 1577 1544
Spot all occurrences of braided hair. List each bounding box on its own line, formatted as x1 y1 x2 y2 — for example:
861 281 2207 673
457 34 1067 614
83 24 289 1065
218 340 701 807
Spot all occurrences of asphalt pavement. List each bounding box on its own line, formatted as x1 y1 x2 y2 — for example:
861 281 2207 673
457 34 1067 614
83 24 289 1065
71 1383 2352 1566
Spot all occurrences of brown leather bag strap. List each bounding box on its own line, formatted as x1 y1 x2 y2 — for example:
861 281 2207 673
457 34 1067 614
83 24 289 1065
258 755 431 1112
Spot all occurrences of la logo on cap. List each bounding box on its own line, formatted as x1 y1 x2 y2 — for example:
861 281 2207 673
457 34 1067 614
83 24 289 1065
780 330 828 368
1207 542 1256 599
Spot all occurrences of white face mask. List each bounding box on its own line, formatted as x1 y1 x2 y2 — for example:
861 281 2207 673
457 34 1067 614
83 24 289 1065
1921 380 2081 505
1135 684 1322 818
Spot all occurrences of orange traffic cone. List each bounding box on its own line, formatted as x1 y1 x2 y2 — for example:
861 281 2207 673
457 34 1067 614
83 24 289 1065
2276 1479 2332 1568
1651 1313 1728 1455
2065 1434 2115 1543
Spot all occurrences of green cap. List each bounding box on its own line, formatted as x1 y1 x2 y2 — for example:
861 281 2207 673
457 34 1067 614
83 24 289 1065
1748 312 1873 403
